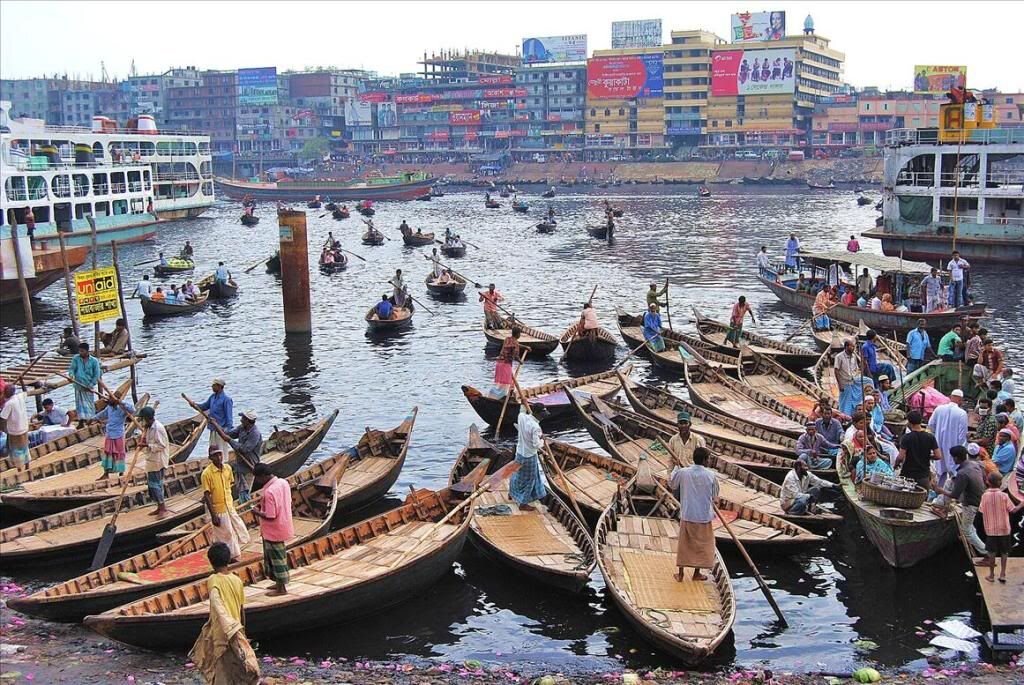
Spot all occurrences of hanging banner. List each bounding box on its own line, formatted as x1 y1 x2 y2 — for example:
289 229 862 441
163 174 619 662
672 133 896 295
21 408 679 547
449 110 482 124
74 267 122 325
587 54 664 99
237 67 278 106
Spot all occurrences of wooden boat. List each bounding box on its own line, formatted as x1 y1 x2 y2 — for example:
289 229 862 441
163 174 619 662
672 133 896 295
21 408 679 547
365 304 413 332
595 478 735 662
332 208 348 219
319 254 349 274
684 362 806 438
611 208 624 217
0 412 338 567
461 364 631 431
615 308 742 375
482 317 560 358
565 393 839 531
265 252 280 274
536 221 557 233
698 186 712 198
152 259 195 277
807 179 835 189
361 228 385 245
440 242 466 258
485 199 501 209
325 202 338 211
7 452 351 622
738 351 823 418
425 272 467 298
692 307 818 371
140 292 209 318
558 323 618 364
617 373 798 460
586 224 611 240
512 201 529 213
358 206 375 217
857 195 873 206
307 200 322 209
541 189 555 199
415 192 432 201
448 426 595 593
835 448 956 568
402 231 435 247
83 485 472 649
240 214 259 226
197 274 239 299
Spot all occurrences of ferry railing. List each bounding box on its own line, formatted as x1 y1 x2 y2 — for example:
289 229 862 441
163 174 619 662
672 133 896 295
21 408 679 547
11 123 211 138
896 170 1024 188
886 127 1024 147
937 213 1024 226
8 158 154 173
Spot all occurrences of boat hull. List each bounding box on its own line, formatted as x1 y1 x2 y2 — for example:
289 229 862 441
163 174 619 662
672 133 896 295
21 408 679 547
215 175 436 202
848 501 958 568
140 296 208 317
31 216 158 248
469 520 589 594
560 337 616 364
863 230 1024 266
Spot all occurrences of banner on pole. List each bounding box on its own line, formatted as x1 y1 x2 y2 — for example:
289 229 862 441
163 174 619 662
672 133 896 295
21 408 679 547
74 267 122 324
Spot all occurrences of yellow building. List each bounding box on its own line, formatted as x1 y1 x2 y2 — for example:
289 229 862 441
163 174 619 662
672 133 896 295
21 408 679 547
664 30 726 147
585 46 666 159
704 16 845 152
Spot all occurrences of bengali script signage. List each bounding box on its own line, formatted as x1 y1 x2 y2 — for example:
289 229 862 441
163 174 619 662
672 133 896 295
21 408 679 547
611 19 662 48
449 110 482 124
395 93 435 104
521 35 588 64
238 67 278 106
74 267 121 325
730 11 786 43
477 75 513 85
913 65 967 94
358 92 389 103
711 48 795 96
587 54 664 99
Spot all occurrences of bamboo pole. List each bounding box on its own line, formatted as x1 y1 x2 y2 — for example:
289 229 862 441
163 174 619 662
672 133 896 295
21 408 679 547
109 241 138 403
495 349 529 436
57 232 79 337
87 216 99 353
10 225 36 360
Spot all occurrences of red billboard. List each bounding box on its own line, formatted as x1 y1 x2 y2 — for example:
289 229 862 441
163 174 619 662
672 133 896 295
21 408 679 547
478 75 513 85
483 88 527 99
711 48 796 96
586 55 664 99
449 110 482 124
395 93 435 104
358 92 389 103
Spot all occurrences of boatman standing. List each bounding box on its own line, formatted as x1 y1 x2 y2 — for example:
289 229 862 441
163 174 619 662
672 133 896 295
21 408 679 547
784 233 800 272
646 281 668 311
67 342 102 426
480 284 504 329
201 445 251 562
905 319 931 373
725 296 755 347
509 411 546 511
138 405 170 518
214 261 232 285
946 251 970 308
225 410 262 503
199 378 234 455
252 463 293 596
670 447 718 582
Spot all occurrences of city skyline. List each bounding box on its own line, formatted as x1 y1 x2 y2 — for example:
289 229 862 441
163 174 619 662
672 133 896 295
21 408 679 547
1 1 1021 92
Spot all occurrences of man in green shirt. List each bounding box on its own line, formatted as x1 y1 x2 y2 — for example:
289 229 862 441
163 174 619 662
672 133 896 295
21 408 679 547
937 324 962 361
646 281 668 311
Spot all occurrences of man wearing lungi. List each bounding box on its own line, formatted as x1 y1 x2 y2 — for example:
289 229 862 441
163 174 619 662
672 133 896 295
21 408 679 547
669 446 719 582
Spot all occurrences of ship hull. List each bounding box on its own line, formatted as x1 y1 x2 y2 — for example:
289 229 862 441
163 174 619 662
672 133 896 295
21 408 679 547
0 244 90 305
215 176 435 202
863 230 1024 265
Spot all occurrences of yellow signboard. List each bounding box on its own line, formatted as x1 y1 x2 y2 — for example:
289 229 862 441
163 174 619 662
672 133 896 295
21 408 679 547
913 65 966 94
74 267 122 325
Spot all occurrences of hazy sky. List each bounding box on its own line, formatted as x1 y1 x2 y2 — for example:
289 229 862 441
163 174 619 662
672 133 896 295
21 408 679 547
1 1 1020 91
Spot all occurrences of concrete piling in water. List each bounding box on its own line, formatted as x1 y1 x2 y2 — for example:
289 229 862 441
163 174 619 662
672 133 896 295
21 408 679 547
277 208 312 334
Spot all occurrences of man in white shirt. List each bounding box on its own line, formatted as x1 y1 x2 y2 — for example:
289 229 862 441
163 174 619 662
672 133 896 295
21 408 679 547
756 246 771 272
138 406 170 517
928 388 968 484
780 461 839 514
946 250 970 308
669 447 719 582
1 385 30 469
135 274 153 299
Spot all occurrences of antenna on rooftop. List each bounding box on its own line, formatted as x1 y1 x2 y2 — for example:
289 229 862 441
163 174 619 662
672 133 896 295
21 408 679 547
101 62 108 83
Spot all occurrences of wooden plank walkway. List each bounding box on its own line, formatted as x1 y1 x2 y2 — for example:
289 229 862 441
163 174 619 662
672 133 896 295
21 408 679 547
1 353 146 397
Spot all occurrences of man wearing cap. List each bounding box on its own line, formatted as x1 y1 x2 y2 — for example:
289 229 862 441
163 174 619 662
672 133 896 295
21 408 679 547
646 281 668 311
992 429 1017 475
226 410 262 503
995 413 1020 451
138 406 170 517
966 442 1000 480
928 388 968 485
795 422 833 470
201 445 250 561
199 379 234 455
667 411 705 468
642 303 666 353
252 463 293 596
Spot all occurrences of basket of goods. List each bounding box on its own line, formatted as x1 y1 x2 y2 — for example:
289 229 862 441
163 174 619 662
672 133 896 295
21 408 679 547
859 473 927 509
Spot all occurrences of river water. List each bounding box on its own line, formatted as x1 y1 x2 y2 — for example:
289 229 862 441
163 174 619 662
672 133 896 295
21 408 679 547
2 186 1021 673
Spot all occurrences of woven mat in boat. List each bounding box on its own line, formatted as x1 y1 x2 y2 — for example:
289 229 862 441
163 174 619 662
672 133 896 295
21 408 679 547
476 514 574 555
621 550 716 613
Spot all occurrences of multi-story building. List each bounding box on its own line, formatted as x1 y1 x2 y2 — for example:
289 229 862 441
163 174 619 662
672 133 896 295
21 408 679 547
664 30 725 149
585 46 667 159
978 90 1024 126
512 63 586 159
121 67 202 126
704 16 845 153
0 78 50 120
418 49 519 81
165 70 237 158
287 69 372 150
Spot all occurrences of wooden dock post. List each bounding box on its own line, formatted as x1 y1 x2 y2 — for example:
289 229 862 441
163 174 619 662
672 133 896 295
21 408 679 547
109 241 138 402
277 208 312 334
57 233 79 337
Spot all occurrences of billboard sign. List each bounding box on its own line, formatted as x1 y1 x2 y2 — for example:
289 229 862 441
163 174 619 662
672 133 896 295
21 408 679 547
611 19 662 48
711 48 795 96
521 35 588 64
913 65 967 94
238 67 278 106
449 110 482 125
74 267 122 325
395 93 435 104
730 11 786 43
377 102 398 128
477 75 514 85
344 99 373 126
359 91 389 103
587 54 664 99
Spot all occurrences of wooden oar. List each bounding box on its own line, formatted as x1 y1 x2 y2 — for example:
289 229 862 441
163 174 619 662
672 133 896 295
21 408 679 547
180 394 257 471
243 256 269 274
339 248 367 263
89 441 145 570
664 278 674 332
562 285 599 360
616 338 653 370
784 300 841 342
12 353 47 387
362 218 391 240
148 521 214 568
424 256 484 288
495 349 530 436
133 258 161 267
387 280 434 315
713 503 787 626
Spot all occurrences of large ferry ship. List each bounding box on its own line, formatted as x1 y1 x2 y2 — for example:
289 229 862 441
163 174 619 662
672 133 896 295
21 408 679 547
863 103 1024 264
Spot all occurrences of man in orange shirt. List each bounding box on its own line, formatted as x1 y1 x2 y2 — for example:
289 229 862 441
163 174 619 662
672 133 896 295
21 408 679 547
479 283 504 329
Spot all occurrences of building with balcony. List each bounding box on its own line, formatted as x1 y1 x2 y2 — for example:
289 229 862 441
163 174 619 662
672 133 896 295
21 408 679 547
512 63 586 159
165 70 237 158
664 30 725 149
585 46 667 160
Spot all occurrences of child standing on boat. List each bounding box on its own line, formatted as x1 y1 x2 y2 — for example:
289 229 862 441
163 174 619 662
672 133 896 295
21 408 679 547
93 388 135 480
978 471 1023 583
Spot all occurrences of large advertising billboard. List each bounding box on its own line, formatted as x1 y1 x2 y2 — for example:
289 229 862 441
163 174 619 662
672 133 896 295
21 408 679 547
711 48 795 96
344 99 373 127
913 65 967 94
730 11 786 43
587 54 664 99
611 19 662 48
521 35 588 64
238 67 278 106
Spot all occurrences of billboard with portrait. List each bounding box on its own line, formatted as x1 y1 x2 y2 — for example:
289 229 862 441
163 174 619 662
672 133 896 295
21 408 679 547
587 54 664 99
711 48 795 96
730 12 786 43
344 99 373 127
913 65 967 94
238 67 278 106
611 19 662 48
521 35 588 64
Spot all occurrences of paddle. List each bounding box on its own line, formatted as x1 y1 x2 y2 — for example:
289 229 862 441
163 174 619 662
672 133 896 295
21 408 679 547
784 300 841 343
89 440 146 570
713 503 788 627
12 353 47 387
180 394 257 472
664 278 674 332
133 258 161 267
616 338 654 370
243 257 269 274
387 280 434 315
339 248 367 263
496 350 530 436
562 285 599 361
362 218 391 240
424 256 484 288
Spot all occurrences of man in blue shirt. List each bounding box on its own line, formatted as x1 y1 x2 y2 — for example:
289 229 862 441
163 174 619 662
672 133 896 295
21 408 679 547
199 378 234 454
905 318 931 374
862 329 896 382
375 294 393 320
94 392 135 479
992 429 1017 475
814 405 844 455
214 261 231 284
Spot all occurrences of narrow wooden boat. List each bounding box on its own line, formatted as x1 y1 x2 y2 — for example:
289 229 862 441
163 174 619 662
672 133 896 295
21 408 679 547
152 259 195 277
365 305 413 331
615 308 742 375
512 201 529 213
7 452 350 622
596 478 735 663
0 412 338 567
536 221 557 233
617 373 798 460
440 243 466 258
402 231 435 247
140 292 209 318
586 225 611 240
486 200 501 209
811 319 908 362
307 200 322 209
541 189 555 199
558 323 618 364
684 362 806 438
240 214 259 226
361 229 385 245
415 193 432 201
835 448 956 568
482 317 560 358
738 351 823 418
325 202 338 211
319 254 349 274
335 208 351 219
197 274 239 299
83 485 472 649
565 394 837 533
448 426 595 593
425 272 467 298
265 252 280 274
461 364 631 431
692 307 818 371
611 208 624 217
